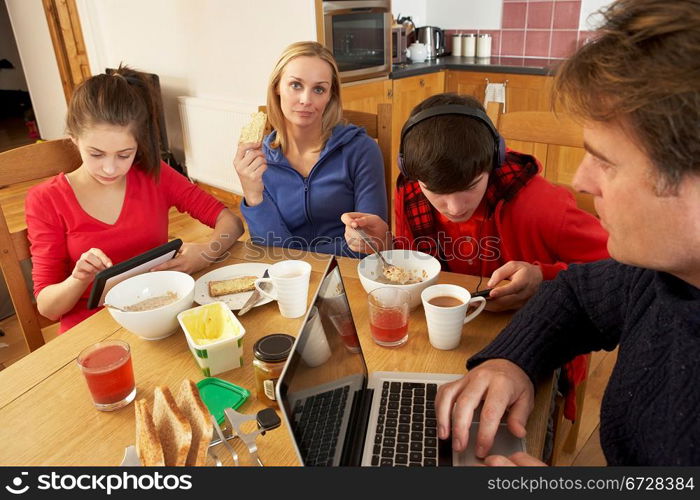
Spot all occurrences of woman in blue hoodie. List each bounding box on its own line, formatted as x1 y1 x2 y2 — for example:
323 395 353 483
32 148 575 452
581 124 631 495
234 41 387 256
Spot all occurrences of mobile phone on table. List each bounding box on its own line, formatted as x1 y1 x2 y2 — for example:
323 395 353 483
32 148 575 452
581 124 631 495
471 288 493 299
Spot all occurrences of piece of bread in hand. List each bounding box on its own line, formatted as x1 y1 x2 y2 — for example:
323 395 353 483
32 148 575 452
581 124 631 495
208 276 257 297
176 379 213 466
239 111 267 143
134 399 165 466
153 386 192 466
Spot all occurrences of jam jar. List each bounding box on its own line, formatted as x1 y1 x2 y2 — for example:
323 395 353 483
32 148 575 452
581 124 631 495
253 333 295 406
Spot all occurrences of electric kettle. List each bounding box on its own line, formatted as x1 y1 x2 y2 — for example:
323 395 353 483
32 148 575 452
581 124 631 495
415 26 445 59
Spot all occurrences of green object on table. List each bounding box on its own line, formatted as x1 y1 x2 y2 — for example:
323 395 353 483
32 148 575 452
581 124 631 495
196 377 250 425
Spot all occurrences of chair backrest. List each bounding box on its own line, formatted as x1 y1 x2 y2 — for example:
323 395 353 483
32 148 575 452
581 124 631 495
0 139 82 352
487 102 596 216
257 104 394 226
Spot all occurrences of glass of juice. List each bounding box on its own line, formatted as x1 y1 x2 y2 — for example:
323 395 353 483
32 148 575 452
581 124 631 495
368 287 410 347
77 339 136 411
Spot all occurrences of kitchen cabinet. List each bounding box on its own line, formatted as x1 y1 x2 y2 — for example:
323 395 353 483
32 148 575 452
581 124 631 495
444 70 553 112
340 79 392 114
390 72 445 178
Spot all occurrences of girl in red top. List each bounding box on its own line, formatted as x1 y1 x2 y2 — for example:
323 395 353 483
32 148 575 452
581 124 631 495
25 65 244 333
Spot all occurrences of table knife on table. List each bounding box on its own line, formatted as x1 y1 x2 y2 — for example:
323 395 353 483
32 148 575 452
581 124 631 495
237 269 268 316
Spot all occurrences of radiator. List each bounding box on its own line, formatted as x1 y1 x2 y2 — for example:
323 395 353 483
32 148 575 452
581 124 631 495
178 96 259 195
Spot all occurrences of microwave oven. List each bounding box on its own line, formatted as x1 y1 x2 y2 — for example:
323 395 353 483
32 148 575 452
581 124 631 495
392 25 407 64
323 0 392 82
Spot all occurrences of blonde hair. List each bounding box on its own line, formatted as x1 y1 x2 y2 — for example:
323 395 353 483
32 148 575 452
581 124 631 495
266 41 343 152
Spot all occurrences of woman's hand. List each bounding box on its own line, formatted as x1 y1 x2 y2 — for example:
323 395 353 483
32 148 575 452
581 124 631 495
484 261 543 312
150 242 212 275
341 212 391 253
71 248 112 282
234 142 266 206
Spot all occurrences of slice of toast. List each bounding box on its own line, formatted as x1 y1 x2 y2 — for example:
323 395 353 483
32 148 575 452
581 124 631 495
208 276 257 297
134 399 165 466
153 386 192 466
176 379 214 466
239 111 267 143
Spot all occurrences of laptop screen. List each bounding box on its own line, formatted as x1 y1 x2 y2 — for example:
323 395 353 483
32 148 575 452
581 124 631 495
276 257 371 466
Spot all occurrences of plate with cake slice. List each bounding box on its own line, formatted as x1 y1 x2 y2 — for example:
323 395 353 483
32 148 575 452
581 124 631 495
193 263 273 310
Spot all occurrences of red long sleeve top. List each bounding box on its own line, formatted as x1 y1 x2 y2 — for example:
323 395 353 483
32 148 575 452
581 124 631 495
25 163 225 332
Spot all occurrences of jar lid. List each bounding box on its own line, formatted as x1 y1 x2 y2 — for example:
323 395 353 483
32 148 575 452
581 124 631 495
253 334 295 362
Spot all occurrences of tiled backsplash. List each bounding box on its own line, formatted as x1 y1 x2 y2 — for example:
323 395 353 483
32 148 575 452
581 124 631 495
445 0 594 59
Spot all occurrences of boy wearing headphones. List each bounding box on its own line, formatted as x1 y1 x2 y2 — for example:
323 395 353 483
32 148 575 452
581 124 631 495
343 93 609 313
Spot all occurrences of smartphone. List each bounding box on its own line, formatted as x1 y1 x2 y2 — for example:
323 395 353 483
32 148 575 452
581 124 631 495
471 288 493 299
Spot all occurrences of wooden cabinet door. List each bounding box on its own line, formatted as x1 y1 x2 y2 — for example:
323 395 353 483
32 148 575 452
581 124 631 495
341 79 392 114
390 72 445 179
445 71 553 112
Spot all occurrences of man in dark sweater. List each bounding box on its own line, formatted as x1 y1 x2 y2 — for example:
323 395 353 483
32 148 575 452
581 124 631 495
435 0 700 466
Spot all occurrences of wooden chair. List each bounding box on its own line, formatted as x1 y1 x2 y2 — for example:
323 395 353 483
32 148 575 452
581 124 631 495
488 103 595 463
487 101 596 216
257 104 394 227
0 139 81 354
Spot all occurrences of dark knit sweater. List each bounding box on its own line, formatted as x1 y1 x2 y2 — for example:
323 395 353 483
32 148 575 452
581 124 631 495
468 259 700 465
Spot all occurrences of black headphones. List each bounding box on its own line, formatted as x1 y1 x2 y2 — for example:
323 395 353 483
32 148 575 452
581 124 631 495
397 104 506 179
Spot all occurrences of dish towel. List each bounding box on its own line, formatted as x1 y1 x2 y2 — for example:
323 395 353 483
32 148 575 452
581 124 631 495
484 82 506 113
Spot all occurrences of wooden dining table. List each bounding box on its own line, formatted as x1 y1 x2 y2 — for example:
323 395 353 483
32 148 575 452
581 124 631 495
0 242 553 466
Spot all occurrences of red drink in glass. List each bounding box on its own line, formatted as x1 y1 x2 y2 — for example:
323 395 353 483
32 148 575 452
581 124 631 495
77 340 136 411
370 309 408 344
368 287 410 347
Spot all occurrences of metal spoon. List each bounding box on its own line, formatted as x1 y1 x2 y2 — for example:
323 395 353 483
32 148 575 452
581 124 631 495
103 303 128 312
354 228 405 283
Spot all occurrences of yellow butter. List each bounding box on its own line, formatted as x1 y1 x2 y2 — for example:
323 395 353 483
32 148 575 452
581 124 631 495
182 303 239 346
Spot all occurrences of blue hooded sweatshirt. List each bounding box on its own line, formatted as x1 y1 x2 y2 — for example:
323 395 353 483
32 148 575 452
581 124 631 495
240 123 387 257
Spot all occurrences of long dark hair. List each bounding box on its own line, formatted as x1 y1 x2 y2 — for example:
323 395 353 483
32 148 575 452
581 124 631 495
66 64 162 177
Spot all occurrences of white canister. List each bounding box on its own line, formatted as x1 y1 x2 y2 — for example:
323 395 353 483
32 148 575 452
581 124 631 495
451 34 462 56
462 33 476 57
477 34 492 58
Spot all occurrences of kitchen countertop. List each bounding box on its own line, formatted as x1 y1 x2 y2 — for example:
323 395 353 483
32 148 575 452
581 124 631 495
391 55 562 78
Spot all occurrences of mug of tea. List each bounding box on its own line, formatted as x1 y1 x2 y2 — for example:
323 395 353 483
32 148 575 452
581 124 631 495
420 284 487 350
254 260 312 318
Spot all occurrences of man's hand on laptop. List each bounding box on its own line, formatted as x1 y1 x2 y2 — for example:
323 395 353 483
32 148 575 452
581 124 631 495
484 451 546 466
435 359 534 458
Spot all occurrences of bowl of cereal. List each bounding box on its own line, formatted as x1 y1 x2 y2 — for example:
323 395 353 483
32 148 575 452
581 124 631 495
357 249 441 309
104 271 195 340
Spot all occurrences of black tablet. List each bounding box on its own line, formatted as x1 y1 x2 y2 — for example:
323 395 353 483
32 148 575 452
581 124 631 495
87 239 183 309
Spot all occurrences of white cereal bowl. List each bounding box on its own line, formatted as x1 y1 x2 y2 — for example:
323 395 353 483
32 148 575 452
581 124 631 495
357 249 441 309
104 271 195 340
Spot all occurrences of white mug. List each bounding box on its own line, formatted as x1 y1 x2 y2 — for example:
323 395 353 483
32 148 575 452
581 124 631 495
300 306 331 367
421 284 487 350
254 260 312 318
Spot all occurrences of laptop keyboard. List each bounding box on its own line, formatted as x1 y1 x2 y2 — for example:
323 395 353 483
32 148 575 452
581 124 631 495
372 381 439 467
292 385 350 466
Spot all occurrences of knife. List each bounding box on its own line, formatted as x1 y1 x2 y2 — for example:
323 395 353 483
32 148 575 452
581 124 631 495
237 269 268 316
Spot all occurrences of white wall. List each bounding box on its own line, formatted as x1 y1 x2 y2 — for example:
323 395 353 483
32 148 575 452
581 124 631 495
579 0 612 30
393 0 501 30
76 0 316 163
5 0 67 139
0 1 27 91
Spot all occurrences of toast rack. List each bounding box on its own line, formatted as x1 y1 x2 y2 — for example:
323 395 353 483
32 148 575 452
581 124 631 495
208 407 281 467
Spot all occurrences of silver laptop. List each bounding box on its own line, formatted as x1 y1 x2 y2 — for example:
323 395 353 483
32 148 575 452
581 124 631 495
275 256 525 466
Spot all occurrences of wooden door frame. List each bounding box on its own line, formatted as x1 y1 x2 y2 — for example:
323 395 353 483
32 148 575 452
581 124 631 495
42 0 91 104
